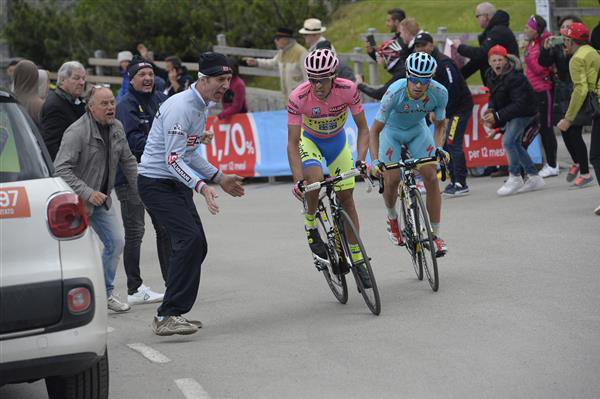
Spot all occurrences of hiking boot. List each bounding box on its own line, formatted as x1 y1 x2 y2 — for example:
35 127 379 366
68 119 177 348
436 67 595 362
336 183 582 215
128 284 164 305
152 316 198 336
355 262 372 289
306 228 329 263
497 175 524 196
107 295 131 313
517 175 545 193
572 175 593 188
433 236 448 258
566 164 579 183
387 217 405 246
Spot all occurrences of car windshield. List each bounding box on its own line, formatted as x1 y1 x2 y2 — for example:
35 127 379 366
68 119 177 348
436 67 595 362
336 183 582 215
0 100 50 183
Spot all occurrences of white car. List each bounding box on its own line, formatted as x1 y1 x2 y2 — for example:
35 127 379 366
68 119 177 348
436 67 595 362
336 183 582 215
0 90 109 398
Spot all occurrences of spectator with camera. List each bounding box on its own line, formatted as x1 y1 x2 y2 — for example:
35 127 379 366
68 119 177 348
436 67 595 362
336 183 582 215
356 38 404 100
556 22 600 215
524 15 559 179
483 45 544 196
539 16 593 188
366 8 406 62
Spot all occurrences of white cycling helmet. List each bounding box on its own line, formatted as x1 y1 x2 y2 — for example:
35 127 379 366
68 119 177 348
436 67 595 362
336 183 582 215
406 52 437 78
304 49 339 79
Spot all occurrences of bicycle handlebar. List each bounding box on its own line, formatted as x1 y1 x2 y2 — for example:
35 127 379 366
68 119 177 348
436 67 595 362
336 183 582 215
300 168 361 193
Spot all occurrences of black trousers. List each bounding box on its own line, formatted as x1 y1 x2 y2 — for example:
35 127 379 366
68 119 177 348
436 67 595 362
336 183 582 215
535 90 558 168
591 117 600 186
561 125 590 175
115 183 171 295
444 109 471 186
138 175 208 317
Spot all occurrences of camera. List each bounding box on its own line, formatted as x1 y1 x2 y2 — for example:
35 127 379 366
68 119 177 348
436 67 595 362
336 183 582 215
366 34 376 47
546 35 565 47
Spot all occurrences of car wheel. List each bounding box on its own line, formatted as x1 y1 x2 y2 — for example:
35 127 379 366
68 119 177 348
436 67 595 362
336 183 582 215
45 348 109 399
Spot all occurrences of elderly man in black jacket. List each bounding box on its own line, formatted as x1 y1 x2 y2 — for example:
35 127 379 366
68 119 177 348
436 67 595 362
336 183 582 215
451 3 519 84
115 56 169 306
415 32 474 196
40 61 86 160
483 45 544 196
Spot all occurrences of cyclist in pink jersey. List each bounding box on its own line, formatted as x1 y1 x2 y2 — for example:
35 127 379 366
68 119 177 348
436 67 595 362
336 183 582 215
287 49 370 283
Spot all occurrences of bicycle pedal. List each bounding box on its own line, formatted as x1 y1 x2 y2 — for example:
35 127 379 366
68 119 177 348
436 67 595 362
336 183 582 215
313 257 330 271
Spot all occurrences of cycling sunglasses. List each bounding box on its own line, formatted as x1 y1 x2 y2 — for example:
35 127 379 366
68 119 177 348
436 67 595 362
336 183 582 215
407 76 431 85
308 77 333 85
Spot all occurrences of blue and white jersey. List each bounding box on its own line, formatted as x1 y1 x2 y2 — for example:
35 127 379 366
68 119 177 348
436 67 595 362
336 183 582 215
375 78 448 130
139 83 222 191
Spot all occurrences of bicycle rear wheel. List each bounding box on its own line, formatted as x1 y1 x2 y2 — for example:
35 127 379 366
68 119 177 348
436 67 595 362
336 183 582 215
316 210 348 304
399 184 423 280
413 192 439 292
337 210 381 315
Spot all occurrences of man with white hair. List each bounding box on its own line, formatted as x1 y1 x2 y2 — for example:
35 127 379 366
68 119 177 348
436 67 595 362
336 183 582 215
54 86 139 313
300 18 334 53
450 2 519 84
40 60 86 160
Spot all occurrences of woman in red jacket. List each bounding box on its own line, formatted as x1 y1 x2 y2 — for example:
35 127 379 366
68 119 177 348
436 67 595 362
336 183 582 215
218 57 248 119
524 15 558 177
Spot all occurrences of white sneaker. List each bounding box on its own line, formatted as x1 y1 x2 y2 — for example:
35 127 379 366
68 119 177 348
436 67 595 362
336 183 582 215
128 284 164 305
497 175 524 196
107 295 131 313
594 204 600 216
517 175 545 193
539 164 560 178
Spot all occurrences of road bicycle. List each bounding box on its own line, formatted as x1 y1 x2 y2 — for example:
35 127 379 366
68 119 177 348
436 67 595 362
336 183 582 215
360 151 447 292
300 169 381 315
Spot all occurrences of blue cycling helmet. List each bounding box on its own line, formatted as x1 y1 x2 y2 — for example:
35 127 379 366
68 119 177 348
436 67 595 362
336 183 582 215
406 52 437 78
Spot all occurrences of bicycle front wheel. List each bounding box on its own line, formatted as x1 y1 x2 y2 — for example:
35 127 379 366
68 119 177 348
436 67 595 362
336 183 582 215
337 210 381 315
399 184 423 280
317 211 348 304
413 192 439 292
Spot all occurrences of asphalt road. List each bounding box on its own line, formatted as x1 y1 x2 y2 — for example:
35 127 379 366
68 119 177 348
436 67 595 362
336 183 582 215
3 139 599 399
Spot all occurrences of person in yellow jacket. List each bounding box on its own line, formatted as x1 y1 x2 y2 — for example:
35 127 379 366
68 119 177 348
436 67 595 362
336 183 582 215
244 27 308 98
557 22 600 215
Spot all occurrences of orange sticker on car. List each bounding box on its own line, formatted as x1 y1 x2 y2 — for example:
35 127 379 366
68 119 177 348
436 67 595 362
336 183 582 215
0 187 31 219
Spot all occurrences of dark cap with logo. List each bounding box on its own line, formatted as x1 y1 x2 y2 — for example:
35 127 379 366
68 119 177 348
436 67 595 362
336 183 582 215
128 55 154 79
414 32 434 45
198 52 232 76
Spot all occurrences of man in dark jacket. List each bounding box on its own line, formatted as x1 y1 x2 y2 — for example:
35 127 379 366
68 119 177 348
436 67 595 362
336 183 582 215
451 3 519 84
366 8 406 63
483 45 543 196
415 32 474 196
357 39 405 100
40 61 86 160
115 56 169 306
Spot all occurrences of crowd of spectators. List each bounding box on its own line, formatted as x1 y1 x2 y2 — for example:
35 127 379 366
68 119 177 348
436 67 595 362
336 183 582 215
3 5 600 314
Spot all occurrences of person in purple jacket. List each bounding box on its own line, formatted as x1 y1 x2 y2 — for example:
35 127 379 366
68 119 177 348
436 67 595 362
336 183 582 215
524 15 558 178
218 57 248 119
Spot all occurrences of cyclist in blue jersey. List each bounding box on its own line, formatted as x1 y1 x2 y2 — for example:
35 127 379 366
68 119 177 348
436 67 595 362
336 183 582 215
369 52 450 257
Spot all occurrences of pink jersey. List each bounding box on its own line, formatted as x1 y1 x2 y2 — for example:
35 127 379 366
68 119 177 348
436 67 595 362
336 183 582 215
287 78 363 139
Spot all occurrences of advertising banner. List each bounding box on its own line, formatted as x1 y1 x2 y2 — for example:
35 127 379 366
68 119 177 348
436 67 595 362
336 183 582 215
202 94 541 177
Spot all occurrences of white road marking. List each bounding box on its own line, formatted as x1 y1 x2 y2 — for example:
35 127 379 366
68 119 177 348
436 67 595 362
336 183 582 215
175 378 212 399
107 326 115 333
127 343 171 364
